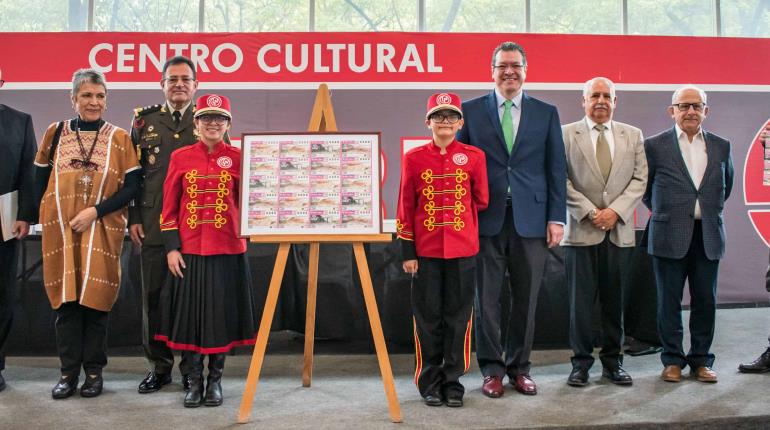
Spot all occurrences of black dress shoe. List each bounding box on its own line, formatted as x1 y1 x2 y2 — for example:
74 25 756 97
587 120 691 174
80 374 104 398
738 349 770 373
423 391 443 407
138 371 172 394
0 371 5 392
567 368 589 387
444 393 463 408
52 375 79 399
603 367 633 385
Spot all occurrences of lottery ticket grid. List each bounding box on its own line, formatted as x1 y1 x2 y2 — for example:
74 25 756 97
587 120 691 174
245 135 376 231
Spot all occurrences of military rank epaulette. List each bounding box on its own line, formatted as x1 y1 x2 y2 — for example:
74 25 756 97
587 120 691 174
132 104 162 129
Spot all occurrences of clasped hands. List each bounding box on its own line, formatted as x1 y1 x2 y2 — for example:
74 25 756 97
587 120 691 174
591 208 618 231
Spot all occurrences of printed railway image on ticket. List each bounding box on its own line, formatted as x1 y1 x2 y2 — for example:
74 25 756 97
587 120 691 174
239 133 381 235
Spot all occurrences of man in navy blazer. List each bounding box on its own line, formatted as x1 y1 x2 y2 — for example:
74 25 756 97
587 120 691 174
643 85 733 384
457 42 566 397
0 68 38 392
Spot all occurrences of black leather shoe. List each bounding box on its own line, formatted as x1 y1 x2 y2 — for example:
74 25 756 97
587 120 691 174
423 391 443 407
0 371 5 392
738 349 770 373
138 371 172 394
204 378 223 407
184 376 204 408
182 374 192 392
80 374 104 398
444 393 463 408
52 375 79 399
603 367 633 385
567 368 589 387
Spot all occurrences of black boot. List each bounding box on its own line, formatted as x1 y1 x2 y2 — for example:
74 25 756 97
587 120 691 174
204 354 225 407
183 353 204 408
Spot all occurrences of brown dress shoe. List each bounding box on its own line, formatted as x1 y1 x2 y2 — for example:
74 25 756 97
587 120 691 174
661 365 681 382
691 366 718 383
481 376 503 398
512 374 537 395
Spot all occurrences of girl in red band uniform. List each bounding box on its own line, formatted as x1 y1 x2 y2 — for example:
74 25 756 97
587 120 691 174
396 93 488 407
155 94 257 408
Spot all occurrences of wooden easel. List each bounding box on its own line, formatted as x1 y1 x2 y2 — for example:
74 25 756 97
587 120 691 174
237 84 402 424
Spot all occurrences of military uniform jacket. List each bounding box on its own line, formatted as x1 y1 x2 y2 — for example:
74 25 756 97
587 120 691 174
396 140 489 260
129 103 196 246
160 141 246 256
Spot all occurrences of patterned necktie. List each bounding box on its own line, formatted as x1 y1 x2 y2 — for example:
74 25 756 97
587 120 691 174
173 110 181 128
594 123 612 182
502 99 514 153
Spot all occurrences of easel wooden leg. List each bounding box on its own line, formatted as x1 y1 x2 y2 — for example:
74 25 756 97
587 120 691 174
238 243 291 424
302 242 320 387
352 242 403 423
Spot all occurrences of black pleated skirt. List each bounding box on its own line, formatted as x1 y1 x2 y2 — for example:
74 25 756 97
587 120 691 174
154 253 258 354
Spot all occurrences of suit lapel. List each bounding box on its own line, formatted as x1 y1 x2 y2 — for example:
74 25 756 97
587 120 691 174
180 104 195 132
483 91 509 156
159 105 177 132
509 92 530 160
608 121 628 183
699 130 719 190
574 120 604 183
668 127 697 191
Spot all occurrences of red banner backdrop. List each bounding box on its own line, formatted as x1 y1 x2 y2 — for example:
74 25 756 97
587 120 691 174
2 32 770 86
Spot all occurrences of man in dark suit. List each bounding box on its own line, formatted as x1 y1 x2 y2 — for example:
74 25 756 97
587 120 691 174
457 41 566 397
0 68 38 392
643 85 733 383
129 56 198 393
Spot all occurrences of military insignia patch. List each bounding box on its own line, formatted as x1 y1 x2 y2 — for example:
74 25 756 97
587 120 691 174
148 154 157 165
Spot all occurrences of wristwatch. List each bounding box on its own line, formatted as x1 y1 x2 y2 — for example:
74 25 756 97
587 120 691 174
588 208 598 220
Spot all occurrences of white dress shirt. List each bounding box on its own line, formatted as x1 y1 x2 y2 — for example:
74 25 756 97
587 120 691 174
166 101 192 119
494 89 523 140
675 124 708 219
585 117 615 161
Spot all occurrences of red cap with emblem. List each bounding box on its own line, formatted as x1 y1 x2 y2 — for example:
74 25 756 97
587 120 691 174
426 92 462 119
194 94 232 119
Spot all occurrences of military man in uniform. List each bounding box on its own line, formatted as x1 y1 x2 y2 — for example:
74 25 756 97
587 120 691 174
130 56 199 393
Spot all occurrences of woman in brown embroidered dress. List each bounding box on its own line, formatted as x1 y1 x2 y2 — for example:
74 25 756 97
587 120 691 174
34 69 141 399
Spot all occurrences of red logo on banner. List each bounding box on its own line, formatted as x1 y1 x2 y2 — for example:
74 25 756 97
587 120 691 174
743 119 770 246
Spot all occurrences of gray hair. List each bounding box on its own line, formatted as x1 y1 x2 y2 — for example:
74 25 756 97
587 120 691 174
71 68 107 95
671 84 707 105
583 77 616 98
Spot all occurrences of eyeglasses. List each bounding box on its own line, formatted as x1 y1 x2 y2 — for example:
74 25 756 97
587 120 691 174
493 63 526 72
672 102 705 112
430 113 462 124
198 115 229 125
164 76 195 85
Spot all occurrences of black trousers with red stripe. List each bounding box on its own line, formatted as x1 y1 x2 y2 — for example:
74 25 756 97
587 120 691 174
412 256 475 398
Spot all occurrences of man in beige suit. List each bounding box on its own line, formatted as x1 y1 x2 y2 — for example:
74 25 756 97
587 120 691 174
562 77 647 387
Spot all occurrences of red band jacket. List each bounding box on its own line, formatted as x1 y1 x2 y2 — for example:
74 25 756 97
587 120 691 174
396 139 489 260
160 141 246 255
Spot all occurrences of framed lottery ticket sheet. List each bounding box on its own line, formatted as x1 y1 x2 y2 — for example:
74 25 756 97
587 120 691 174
240 132 382 236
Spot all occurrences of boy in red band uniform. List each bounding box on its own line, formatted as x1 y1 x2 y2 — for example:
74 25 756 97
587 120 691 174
156 94 258 408
396 93 489 407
